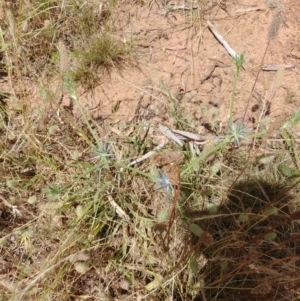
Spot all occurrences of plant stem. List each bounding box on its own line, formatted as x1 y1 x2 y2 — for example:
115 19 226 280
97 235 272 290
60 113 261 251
229 54 245 128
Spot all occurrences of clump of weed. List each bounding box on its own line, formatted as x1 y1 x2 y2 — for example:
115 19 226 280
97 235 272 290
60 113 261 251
71 32 132 89
0 0 126 85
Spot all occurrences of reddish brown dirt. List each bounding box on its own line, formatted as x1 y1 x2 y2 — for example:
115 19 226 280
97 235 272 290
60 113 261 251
75 0 300 138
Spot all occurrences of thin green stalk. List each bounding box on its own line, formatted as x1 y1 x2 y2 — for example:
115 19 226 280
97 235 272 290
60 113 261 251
64 79 100 148
181 139 229 176
229 73 237 126
229 54 246 127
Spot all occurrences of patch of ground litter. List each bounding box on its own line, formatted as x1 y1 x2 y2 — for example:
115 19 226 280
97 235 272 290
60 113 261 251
74 0 300 139
2 1 300 300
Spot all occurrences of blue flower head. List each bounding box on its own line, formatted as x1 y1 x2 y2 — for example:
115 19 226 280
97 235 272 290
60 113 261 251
90 141 115 181
155 171 174 197
228 122 251 148
90 142 115 162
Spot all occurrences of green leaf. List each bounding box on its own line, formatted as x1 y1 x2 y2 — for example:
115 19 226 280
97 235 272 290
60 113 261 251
281 108 300 129
7 180 21 188
74 262 90 274
220 261 228 271
279 164 300 179
157 210 170 222
264 232 277 241
211 161 221 175
189 256 199 273
263 208 278 216
145 274 163 291
207 203 218 214
238 214 248 223
259 155 275 165
189 224 203 237
75 205 85 219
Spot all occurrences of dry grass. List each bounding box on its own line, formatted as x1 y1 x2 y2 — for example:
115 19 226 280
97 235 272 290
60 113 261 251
0 1 300 301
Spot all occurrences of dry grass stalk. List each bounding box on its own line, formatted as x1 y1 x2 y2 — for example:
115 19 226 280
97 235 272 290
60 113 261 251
0 3 5 20
243 7 285 123
5 8 16 42
57 39 69 75
270 64 284 100
268 7 285 41
21 21 29 33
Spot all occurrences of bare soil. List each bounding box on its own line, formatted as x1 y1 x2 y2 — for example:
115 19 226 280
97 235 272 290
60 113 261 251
76 0 300 138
